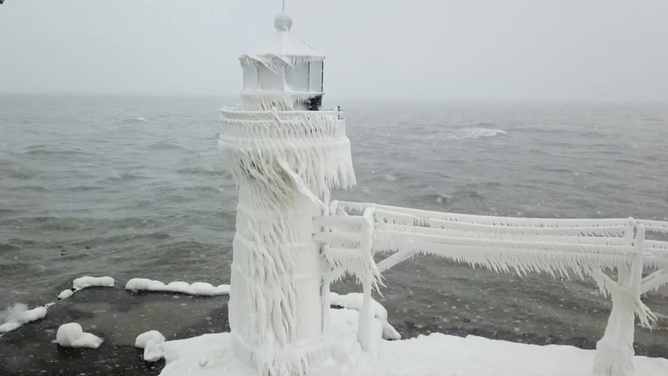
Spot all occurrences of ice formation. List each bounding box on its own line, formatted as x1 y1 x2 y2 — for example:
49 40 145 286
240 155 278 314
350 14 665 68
56 277 115 302
0 303 49 334
73 276 115 290
330 292 400 340
58 289 74 300
136 330 167 362
212 9 668 376
56 322 103 349
144 339 166 362
135 330 166 349
314 201 668 376
218 11 357 376
125 278 230 296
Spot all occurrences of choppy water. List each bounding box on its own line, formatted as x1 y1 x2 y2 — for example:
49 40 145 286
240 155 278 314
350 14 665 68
1 95 667 350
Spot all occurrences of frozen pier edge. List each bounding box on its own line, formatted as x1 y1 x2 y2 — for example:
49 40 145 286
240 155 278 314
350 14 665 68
213 10 668 376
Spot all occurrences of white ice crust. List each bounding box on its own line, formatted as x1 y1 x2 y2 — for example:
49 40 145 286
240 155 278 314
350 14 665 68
137 331 167 361
154 308 668 376
73 276 115 290
56 276 114 302
0 304 49 334
241 13 324 65
125 278 230 296
144 339 166 362
330 292 401 340
58 289 74 300
56 322 103 349
135 330 166 349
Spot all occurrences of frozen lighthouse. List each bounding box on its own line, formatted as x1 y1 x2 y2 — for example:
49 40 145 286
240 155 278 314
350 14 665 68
219 11 356 376
213 8 668 376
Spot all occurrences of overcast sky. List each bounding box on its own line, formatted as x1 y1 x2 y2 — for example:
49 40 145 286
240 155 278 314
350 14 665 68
0 0 667 101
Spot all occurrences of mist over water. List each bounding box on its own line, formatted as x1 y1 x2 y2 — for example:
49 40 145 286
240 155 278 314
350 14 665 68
1 95 667 349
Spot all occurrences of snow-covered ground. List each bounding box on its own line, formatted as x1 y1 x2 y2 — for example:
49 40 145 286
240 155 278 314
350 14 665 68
153 308 668 376
330 292 401 340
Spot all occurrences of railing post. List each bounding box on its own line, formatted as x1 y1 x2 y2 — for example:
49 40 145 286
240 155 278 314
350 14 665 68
593 222 645 376
357 207 377 353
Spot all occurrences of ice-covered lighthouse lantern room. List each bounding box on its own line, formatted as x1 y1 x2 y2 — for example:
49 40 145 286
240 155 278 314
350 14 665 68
239 13 325 111
219 11 356 376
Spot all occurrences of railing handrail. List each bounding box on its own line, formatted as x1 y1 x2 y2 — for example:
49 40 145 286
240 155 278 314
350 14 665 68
315 201 668 376
222 107 340 115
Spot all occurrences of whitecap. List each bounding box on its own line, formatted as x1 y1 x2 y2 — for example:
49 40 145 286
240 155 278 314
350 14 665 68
445 128 507 140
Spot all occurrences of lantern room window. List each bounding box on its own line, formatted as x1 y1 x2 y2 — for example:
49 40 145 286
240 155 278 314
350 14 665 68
286 64 310 91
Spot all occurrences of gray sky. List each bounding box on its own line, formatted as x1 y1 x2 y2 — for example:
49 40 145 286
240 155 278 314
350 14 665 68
1 0 667 101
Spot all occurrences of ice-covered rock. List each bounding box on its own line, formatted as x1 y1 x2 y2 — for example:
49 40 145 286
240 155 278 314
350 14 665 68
56 323 103 349
0 321 22 333
125 278 167 292
22 306 47 322
58 289 74 300
73 276 114 290
125 278 230 296
0 303 49 334
135 330 165 349
144 339 166 362
330 292 401 340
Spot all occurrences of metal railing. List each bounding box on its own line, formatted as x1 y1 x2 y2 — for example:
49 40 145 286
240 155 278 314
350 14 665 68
314 201 668 376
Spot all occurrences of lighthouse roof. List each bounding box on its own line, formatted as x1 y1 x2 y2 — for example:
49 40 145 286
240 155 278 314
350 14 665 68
241 13 324 64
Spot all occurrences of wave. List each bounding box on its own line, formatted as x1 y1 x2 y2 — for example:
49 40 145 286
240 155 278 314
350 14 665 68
19 185 50 193
444 128 507 140
70 185 105 192
100 172 147 184
177 167 215 176
23 149 93 157
115 117 148 124
0 243 21 252
150 139 183 150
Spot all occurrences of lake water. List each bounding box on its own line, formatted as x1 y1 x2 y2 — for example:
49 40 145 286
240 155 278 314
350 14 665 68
1 95 667 352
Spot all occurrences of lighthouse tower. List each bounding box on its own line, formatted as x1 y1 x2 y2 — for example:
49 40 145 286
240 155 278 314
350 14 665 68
219 11 356 376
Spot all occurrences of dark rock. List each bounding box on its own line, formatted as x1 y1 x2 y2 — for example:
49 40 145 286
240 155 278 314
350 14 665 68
0 287 229 376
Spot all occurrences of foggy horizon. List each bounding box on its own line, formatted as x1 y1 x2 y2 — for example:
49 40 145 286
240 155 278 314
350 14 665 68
1 0 667 102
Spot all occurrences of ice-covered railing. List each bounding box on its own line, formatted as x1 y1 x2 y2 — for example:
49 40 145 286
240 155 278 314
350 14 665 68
314 201 668 376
